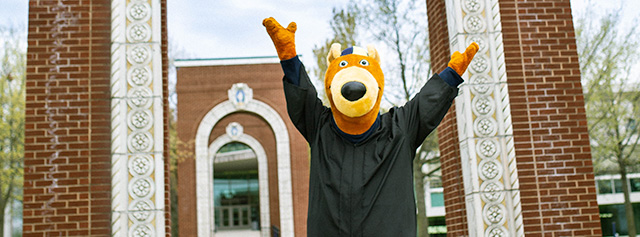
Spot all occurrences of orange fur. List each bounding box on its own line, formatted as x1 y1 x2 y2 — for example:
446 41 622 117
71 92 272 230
448 42 479 75
263 17 297 60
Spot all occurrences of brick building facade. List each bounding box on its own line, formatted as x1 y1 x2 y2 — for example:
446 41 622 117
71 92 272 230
175 58 310 237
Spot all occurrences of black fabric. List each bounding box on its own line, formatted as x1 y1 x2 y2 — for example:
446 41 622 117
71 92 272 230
330 115 380 144
282 63 458 237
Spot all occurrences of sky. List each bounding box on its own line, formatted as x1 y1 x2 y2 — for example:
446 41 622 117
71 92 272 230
1 0 639 73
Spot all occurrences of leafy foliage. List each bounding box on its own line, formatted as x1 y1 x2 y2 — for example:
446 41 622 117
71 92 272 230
0 25 26 236
576 6 640 236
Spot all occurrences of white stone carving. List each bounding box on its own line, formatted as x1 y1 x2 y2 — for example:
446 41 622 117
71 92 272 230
476 138 498 158
483 204 505 224
127 45 151 65
469 56 489 73
127 23 151 42
129 177 154 199
480 181 505 203
469 74 493 94
126 2 151 22
228 83 253 109
446 0 523 235
479 159 502 181
130 223 154 237
128 131 153 152
472 96 494 115
128 109 153 130
463 0 483 13
485 225 508 237
128 155 154 176
226 122 244 140
127 66 152 87
129 199 155 222
473 117 497 136
463 15 486 33
111 0 165 236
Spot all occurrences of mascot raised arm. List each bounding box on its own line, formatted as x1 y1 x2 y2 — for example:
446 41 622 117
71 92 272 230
263 17 478 237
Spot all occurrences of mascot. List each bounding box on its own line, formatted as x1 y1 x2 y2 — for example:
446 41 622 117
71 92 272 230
263 17 478 236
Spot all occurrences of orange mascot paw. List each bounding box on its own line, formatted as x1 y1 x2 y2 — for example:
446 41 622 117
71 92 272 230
262 17 298 60
447 42 479 75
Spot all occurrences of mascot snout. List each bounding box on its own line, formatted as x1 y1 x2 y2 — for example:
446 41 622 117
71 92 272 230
329 66 380 118
341 81 366 101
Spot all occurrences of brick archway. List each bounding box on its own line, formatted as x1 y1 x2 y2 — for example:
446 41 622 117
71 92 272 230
194 89 294 236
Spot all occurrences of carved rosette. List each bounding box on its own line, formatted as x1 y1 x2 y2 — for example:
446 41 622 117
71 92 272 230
111 0 164 236
446 0 523 236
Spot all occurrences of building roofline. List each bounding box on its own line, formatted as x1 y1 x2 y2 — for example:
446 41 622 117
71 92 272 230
174 55 301 67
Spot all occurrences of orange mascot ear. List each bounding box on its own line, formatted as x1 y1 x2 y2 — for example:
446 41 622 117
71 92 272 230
326 43 342 64
366 45 380 63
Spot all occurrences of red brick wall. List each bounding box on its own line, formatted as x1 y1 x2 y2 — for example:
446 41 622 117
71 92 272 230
498 0 601 235
426 0 469 236
24 0 171 236
24 0 112 235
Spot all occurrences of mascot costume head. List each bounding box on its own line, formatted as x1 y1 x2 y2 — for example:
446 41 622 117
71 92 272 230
325 44 383 135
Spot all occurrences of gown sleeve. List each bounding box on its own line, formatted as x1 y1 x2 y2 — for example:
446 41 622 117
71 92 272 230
395 67 461 149
281 56 328 143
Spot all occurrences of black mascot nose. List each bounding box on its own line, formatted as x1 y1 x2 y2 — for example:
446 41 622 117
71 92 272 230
341 81 367 101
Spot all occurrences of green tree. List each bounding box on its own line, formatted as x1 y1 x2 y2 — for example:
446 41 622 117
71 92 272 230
0 25 26 236
312 6 361 105
313 1 435 236
576 7 640 236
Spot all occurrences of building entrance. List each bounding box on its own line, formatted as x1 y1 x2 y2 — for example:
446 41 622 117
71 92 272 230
213 142 261 231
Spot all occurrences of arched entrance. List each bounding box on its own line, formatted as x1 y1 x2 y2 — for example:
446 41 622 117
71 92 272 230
208 123 271 236
194 83 294 236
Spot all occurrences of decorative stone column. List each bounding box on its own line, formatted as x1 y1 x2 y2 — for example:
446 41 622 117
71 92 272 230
110 0 167 236
444 0 524 236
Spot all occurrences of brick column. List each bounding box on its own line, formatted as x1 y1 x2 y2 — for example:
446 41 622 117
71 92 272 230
24 1 113 235
498 0 601 235
23 0 171 236
429 0 602 236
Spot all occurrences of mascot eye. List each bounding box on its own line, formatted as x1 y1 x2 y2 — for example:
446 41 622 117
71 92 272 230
339 60 348 67
359 59 369 66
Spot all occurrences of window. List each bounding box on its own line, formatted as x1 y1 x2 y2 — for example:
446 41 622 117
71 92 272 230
614 179 624 193
430 192 444 207
630 178 640 192
597 179 613 194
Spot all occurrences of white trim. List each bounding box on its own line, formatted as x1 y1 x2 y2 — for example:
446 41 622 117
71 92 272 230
175 56 282 67
195 99 294 237
209 133 271 237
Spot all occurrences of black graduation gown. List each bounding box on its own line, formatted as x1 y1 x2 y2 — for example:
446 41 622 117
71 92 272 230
282 63 458 237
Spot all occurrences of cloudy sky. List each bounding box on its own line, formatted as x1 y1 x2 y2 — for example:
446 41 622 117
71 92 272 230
1 0 638 70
